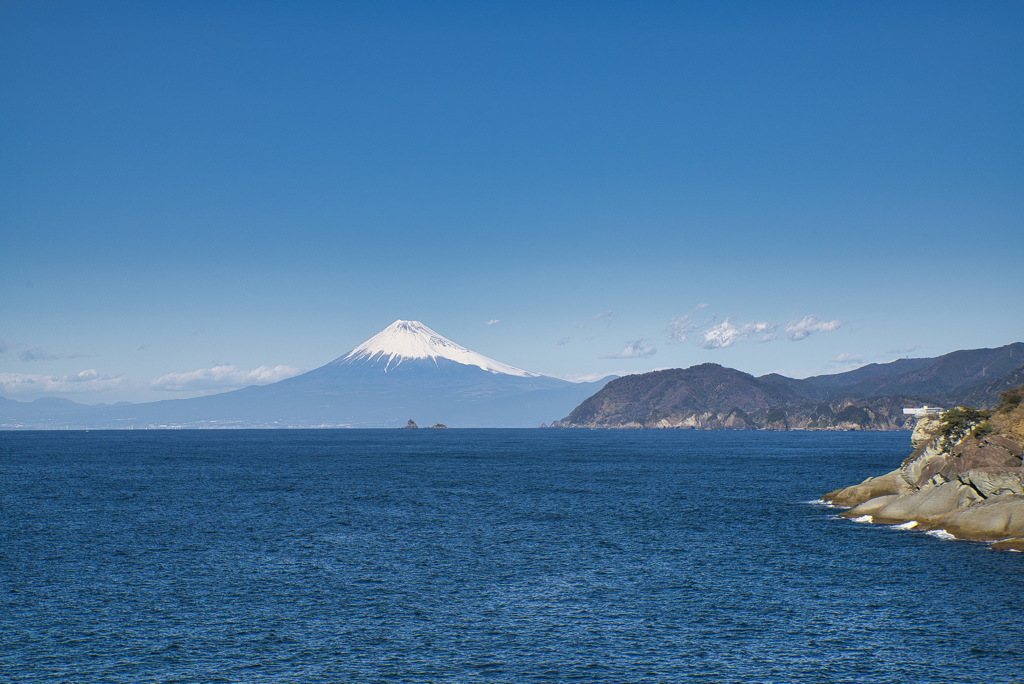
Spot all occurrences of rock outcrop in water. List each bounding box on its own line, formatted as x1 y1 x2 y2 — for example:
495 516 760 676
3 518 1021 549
823 386 1024 550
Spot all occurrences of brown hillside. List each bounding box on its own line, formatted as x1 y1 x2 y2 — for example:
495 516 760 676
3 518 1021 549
990 386 1024 444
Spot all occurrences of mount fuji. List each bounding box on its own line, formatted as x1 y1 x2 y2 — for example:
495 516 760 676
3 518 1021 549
338 319 545 377
1 321 613 428
194 319 609 428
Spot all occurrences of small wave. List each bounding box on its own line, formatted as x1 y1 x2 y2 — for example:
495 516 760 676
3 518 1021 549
926 529 956 540
851 515 873 523
891 521 918 530
804 498 839 508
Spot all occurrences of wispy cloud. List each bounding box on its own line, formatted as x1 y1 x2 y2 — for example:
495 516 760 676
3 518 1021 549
699 319 776 349
885 345 919 357
555 372 618 383
486 319 500 325
151 364 302 392
574 310 615 330
602 339 657 359
556 336 571 345
0 369 124 394
785 315 841 341
830 353 863 364
18 346 60 362
667 315 698 343
667 303 712 343
8 344 96 362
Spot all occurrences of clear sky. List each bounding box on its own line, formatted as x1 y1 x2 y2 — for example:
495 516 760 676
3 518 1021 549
2 1 1023 404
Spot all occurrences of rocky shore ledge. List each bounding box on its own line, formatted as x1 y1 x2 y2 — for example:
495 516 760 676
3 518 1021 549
824 386 1024 551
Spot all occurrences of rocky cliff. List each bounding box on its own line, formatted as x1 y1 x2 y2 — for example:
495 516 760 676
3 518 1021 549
823 386 1024 551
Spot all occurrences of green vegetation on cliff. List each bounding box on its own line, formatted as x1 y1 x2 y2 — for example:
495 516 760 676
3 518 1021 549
938 406 992 450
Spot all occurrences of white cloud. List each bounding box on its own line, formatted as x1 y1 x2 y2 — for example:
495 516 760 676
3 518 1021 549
785 315 841 341
602 339 657 359
151 364 302 392
830 353 863 364
699 319 776 349
0 369 125 394
486 319 500 325
683 312 841 348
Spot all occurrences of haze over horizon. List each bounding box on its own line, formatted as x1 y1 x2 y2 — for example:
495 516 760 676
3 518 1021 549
3 1 1023 404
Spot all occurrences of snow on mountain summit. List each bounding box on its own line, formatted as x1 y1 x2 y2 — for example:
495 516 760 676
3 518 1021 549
340 320 541 377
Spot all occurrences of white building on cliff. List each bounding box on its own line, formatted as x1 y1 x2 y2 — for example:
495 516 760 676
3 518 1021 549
903 406 944 417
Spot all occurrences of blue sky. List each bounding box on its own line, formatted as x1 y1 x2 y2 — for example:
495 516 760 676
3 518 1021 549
3 1 1023 403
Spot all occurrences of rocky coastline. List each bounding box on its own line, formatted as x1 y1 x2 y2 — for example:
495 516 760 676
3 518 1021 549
556 345 1024 430
823 386 1024 551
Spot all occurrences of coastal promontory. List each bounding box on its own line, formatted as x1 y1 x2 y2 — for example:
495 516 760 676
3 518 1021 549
556 344 1024 430
823 386 1024 550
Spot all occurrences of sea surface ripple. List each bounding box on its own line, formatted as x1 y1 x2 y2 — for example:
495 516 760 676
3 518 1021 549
2 429 1023 682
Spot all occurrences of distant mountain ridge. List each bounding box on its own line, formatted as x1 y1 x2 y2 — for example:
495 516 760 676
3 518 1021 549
4 331 1022 431
558 343 1024 430
0 320 612 429
803 344 1024 403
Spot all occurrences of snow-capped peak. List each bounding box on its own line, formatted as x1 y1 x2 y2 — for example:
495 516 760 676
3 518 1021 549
340 320 541 377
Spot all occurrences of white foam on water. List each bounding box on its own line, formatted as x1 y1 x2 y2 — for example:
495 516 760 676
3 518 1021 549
803 498 840 508
891 521 919 530
926 529 956 541
851 515 874 523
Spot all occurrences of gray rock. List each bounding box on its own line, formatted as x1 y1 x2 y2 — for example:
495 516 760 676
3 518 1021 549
873 481 983 525
911 414 943 450
842 494 901 519
824 470 909 508
990 537 1024 551
937 494 1024 541
979 434 1024 458
939 439 1023 480
898 444 949 487
961 468 1024 498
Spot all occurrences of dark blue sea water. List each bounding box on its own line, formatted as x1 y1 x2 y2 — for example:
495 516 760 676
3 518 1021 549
2 429 1023 683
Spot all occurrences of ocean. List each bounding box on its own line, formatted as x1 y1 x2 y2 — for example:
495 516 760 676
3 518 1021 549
2 429 1022 683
